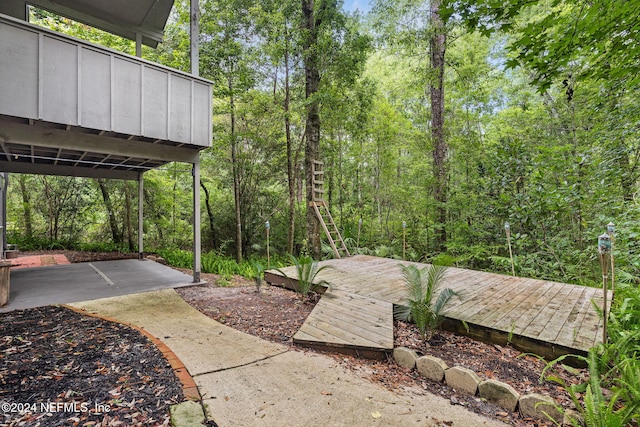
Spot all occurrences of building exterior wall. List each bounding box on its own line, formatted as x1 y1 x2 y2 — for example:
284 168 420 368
0 15 212 148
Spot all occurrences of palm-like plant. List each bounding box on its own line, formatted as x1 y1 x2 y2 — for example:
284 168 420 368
277 255 331 298
251 261 265 294
394 264 458 341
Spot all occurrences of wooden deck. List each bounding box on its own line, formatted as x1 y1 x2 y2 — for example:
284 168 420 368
265 255 609 361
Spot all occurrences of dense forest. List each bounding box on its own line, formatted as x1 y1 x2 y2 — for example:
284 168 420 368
7 0 640 288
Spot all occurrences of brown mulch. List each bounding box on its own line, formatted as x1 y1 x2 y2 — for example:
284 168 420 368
177 278 587 427
0 305 182 426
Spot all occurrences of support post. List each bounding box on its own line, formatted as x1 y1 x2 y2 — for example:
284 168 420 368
193 160 201 283
190 0 199 77
505 222 515 276
138 172 144 260
0 173 6 259
598 233 611 345
135 33 142 58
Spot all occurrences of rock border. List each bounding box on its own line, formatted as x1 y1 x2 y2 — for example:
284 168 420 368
393 346 570 425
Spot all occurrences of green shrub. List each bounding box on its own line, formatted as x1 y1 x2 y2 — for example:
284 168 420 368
394 264 458 341
276 254 331 298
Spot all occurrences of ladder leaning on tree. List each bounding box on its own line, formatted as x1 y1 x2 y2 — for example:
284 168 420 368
310 160 350 259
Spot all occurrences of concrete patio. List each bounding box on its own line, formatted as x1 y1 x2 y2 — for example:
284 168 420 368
0 255 195 312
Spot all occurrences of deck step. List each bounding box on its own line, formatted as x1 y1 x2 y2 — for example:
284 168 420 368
293 289 394 359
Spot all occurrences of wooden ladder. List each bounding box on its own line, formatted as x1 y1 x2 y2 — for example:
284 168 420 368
311 161 350 258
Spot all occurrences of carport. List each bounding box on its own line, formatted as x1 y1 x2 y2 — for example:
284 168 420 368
0 256 195 312
0 0 210 304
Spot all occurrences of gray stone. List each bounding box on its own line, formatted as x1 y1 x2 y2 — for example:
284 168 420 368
444 366 481 395
393 347 418 369
478 379 520 412
416 355 448 382
171 400 205 426
519 393 563 423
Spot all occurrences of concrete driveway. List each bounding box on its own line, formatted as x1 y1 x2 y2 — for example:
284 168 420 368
1 259 194 312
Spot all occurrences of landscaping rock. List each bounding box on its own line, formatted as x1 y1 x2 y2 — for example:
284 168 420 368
147 254 168 265
519 393 563 423
416 355 448 382
170 400 205 426
393 347 418 369
444 366 481 395
478 379 520 412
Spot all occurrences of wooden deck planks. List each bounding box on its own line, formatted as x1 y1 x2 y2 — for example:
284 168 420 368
538 286 588 345
293 289 394 352
520 283 576 339
267 255 605 359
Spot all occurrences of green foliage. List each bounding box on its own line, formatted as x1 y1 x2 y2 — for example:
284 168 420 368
9 0 640 295
251 260 266 293
276 255 331 298
394 264 458 341
157 249 193 269
6 234 131 253
541 283 640 426
446 0 640 90
543 348 637 427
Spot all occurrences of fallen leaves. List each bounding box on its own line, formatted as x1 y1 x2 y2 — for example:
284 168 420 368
0 305 183 426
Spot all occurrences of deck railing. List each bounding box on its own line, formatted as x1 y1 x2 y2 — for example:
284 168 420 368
0 14 211 147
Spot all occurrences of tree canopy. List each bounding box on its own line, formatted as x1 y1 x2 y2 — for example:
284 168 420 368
8 0 640 288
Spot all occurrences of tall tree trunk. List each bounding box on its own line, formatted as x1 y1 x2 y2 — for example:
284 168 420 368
229 71 243 263
284 24 296 255
302 0 322 259
98 179 122 244
18 175 33 238
430 0 448 251
200 179 217 249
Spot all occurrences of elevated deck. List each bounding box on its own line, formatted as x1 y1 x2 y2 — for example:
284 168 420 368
265 255 608 361
0 13 212 180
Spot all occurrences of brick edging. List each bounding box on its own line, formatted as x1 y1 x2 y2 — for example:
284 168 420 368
61 304 201 402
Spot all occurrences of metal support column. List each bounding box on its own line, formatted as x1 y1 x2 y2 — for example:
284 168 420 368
135 33 142 58
138 172 144 260
0 173 7 259
193 160 201 283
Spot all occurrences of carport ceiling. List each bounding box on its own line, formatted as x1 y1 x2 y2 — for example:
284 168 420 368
25 0 175 47
0 115 199 180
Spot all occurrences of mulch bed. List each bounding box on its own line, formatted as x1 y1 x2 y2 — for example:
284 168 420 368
176 282 317 345
0 306 183 427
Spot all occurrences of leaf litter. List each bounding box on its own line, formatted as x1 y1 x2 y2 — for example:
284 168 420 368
0 305 183 426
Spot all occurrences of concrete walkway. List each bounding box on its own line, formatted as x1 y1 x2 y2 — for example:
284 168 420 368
71 289 507 427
